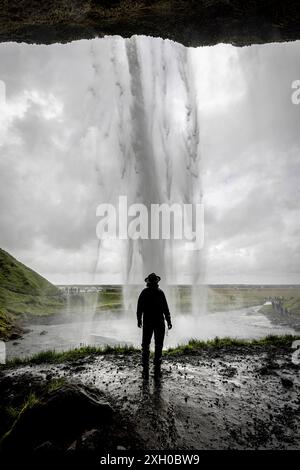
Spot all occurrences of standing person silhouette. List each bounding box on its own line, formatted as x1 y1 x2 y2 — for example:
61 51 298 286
137 273 172 376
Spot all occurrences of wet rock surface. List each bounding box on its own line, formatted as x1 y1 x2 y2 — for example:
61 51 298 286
0 373 143 454
0 1 300 46
1 344 300 452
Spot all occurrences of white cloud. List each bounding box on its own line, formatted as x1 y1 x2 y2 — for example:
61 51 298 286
0 38 299 284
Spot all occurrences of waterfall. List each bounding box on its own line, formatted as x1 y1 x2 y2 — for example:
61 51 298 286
91 35 205 316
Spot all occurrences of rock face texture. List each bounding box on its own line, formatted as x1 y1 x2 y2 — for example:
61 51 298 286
0 0 299 46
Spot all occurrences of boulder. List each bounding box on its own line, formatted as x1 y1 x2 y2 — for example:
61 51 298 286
1 382 113 452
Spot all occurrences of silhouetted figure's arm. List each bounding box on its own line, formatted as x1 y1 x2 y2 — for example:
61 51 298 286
137 291 144 328
161 291 172 329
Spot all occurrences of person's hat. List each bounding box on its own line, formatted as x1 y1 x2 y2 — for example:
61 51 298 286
145 273 161 283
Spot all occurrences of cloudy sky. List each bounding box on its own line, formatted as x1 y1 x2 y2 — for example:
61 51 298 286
0 37 299 285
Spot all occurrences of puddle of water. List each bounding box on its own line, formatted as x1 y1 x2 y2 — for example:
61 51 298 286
6 305 296 359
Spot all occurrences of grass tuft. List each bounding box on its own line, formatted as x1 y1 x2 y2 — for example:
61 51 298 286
2 335 300 368
164 334 300 355
4 343 139 367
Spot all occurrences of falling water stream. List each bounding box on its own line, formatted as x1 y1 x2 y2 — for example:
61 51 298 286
90 36 205 318
3 36 299 360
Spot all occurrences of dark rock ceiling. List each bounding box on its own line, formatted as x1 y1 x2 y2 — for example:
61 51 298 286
0 1 299 47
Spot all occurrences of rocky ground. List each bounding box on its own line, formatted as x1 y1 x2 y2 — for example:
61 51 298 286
1 342 299 455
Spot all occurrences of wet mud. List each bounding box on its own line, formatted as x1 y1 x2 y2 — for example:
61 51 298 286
2 344 300 451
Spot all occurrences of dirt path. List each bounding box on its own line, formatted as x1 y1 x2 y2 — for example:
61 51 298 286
4 344 300 450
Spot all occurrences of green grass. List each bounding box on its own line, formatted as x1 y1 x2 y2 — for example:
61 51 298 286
0 286 64 316
0 248 65 339
3 335 300 368
206 286 300 313
283 297 300 315
164 334 300 355
94 285 300 315
3 392 40 425
0 377 69 446
0 392 40 445
259 297 300 317
97 290 123 310
0 306 13 339
46 377 66 393
0 248 59 296
5 343 139 367
1 247 300 343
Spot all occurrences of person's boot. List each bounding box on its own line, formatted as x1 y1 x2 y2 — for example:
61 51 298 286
154 344 162 375
142 364 149 379
153 357 162 377
142 349 150 378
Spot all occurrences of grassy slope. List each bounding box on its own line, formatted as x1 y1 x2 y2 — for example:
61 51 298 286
0 307 14 339
0 248 64 339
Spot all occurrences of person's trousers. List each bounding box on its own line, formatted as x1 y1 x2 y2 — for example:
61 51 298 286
142 322 165 368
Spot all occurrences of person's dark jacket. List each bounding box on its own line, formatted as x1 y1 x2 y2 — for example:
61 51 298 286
137 285 171 326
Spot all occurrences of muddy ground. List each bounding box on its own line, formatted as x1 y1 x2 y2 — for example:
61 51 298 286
1 343 299 452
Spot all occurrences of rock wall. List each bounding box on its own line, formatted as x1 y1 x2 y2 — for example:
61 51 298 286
0 0 299 46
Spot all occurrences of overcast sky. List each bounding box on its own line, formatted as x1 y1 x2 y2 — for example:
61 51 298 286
0 37 299 285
